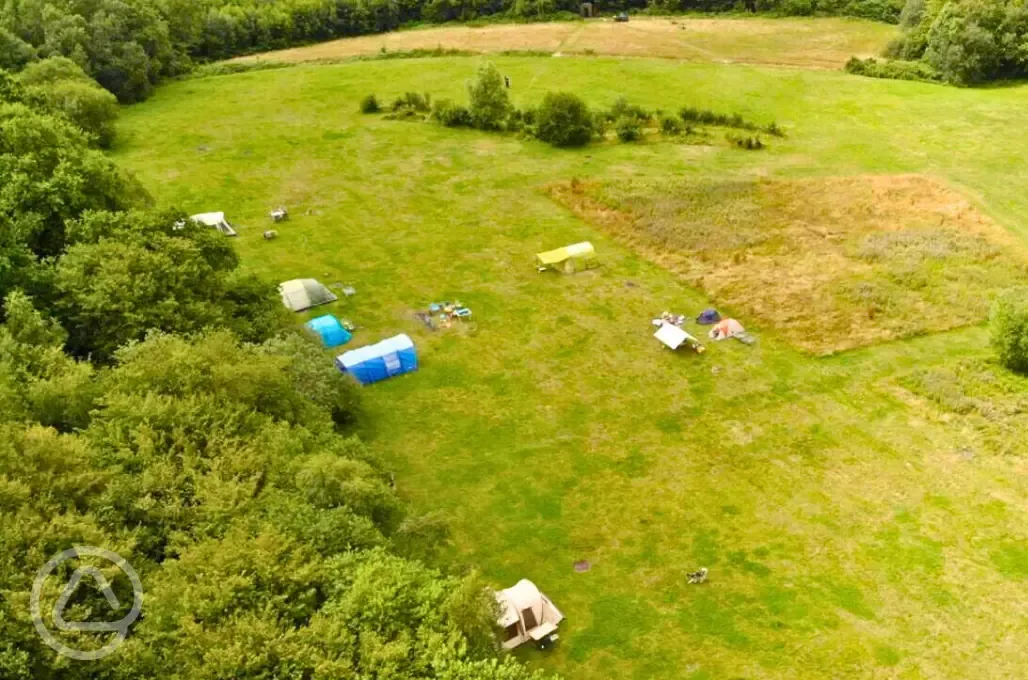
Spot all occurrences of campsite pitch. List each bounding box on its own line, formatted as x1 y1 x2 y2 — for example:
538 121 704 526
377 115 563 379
115 48 1028 680
550 175 1028 354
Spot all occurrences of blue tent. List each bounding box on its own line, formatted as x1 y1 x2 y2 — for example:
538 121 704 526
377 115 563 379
336 334 417 385
306 315 351 348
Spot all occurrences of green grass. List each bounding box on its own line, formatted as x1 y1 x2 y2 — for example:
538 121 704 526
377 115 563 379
114 55 1028 679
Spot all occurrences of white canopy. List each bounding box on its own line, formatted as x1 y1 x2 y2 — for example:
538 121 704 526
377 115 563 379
654 322 689 350
190 212 237 236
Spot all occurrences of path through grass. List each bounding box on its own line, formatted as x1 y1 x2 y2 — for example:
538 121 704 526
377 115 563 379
114 56 1028 679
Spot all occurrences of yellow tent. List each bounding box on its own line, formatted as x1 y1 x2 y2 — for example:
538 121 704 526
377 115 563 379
535 242 598 274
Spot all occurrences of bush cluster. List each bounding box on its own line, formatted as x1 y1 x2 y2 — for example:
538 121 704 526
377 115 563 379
845 56 941 83
367 70 785 151
880 0 1028 85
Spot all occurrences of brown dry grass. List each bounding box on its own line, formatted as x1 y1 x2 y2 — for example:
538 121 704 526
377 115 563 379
232 17 895 69
550 175 1028 354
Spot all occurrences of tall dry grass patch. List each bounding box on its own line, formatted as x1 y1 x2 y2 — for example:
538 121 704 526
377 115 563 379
550 175 1028 354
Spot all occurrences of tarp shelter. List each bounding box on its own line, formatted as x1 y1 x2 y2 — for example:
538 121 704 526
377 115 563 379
279 279 338 312
305 315 351 348
336 334 417 385
190 212 237 236
495 580 564 650
655 323 704 353
655 322 690 350
536 242 598 274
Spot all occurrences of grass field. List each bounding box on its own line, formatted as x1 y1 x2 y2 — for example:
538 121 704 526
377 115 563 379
233 16 896 69
114 50 1028 679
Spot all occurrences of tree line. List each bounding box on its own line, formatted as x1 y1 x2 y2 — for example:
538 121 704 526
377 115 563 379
0 0 908 104
848 0 1028 84
0 69 552 679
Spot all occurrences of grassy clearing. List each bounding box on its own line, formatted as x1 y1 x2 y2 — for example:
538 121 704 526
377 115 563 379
551 174 1028 354
113 54 1028 679
232 17 895 69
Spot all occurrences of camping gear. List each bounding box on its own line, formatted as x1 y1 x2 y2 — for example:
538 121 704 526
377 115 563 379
655 322 705 353
263 230 278 240
279 279 338 312
535 242 598 274
688 568 708 584
190 212 237 236
342 286 357 297
305 315 352 348
696 309 721 325
654 311 687 328
336 334 417 385
270 207 288 222
495 580 564 650
708 318 745 341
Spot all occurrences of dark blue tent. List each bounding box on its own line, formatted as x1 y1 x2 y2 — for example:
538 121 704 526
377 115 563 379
306 315 351 348
696 309 721 325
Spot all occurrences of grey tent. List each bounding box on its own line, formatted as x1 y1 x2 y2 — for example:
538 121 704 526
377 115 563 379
279 279 338 312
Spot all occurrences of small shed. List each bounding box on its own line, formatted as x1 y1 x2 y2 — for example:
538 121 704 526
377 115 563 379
305 315 351 348
336 334 417 385
496 580 564 650
535 242 598 274
190 212 237 236
279 279 338 312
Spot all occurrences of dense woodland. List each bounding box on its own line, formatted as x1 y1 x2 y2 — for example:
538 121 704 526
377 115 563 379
0 69 554 679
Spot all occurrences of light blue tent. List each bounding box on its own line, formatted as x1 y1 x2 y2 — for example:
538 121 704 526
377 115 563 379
306 315 351 348
336 334 417 385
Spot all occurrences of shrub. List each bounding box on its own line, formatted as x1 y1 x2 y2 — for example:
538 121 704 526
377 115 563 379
615 115 642 142
660 114 683 136
360 94 380 113
534 91 593 148
608 96 650 123
678 106 774 134
391 92 431 112
467 62 511 131
844 56 941 83
432 98 472 127
991 289 1028 374
727 134 765 150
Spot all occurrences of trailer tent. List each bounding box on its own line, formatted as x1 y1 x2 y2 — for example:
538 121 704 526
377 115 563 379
305 315 351 348
190 212 237 236
495 580 564 650
279 279 338 312
536 242 598 273
336 334 417 385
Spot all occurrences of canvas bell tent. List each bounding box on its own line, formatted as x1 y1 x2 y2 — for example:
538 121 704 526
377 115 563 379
536 242 598 273
336 334 417 385
495 580 564 650
190 212 237 236
279 279 338 312
305 315 351 348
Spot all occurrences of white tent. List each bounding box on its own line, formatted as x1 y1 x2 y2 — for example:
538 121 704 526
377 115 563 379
190 212 237 236
279 279 338 312
495 580 564 650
